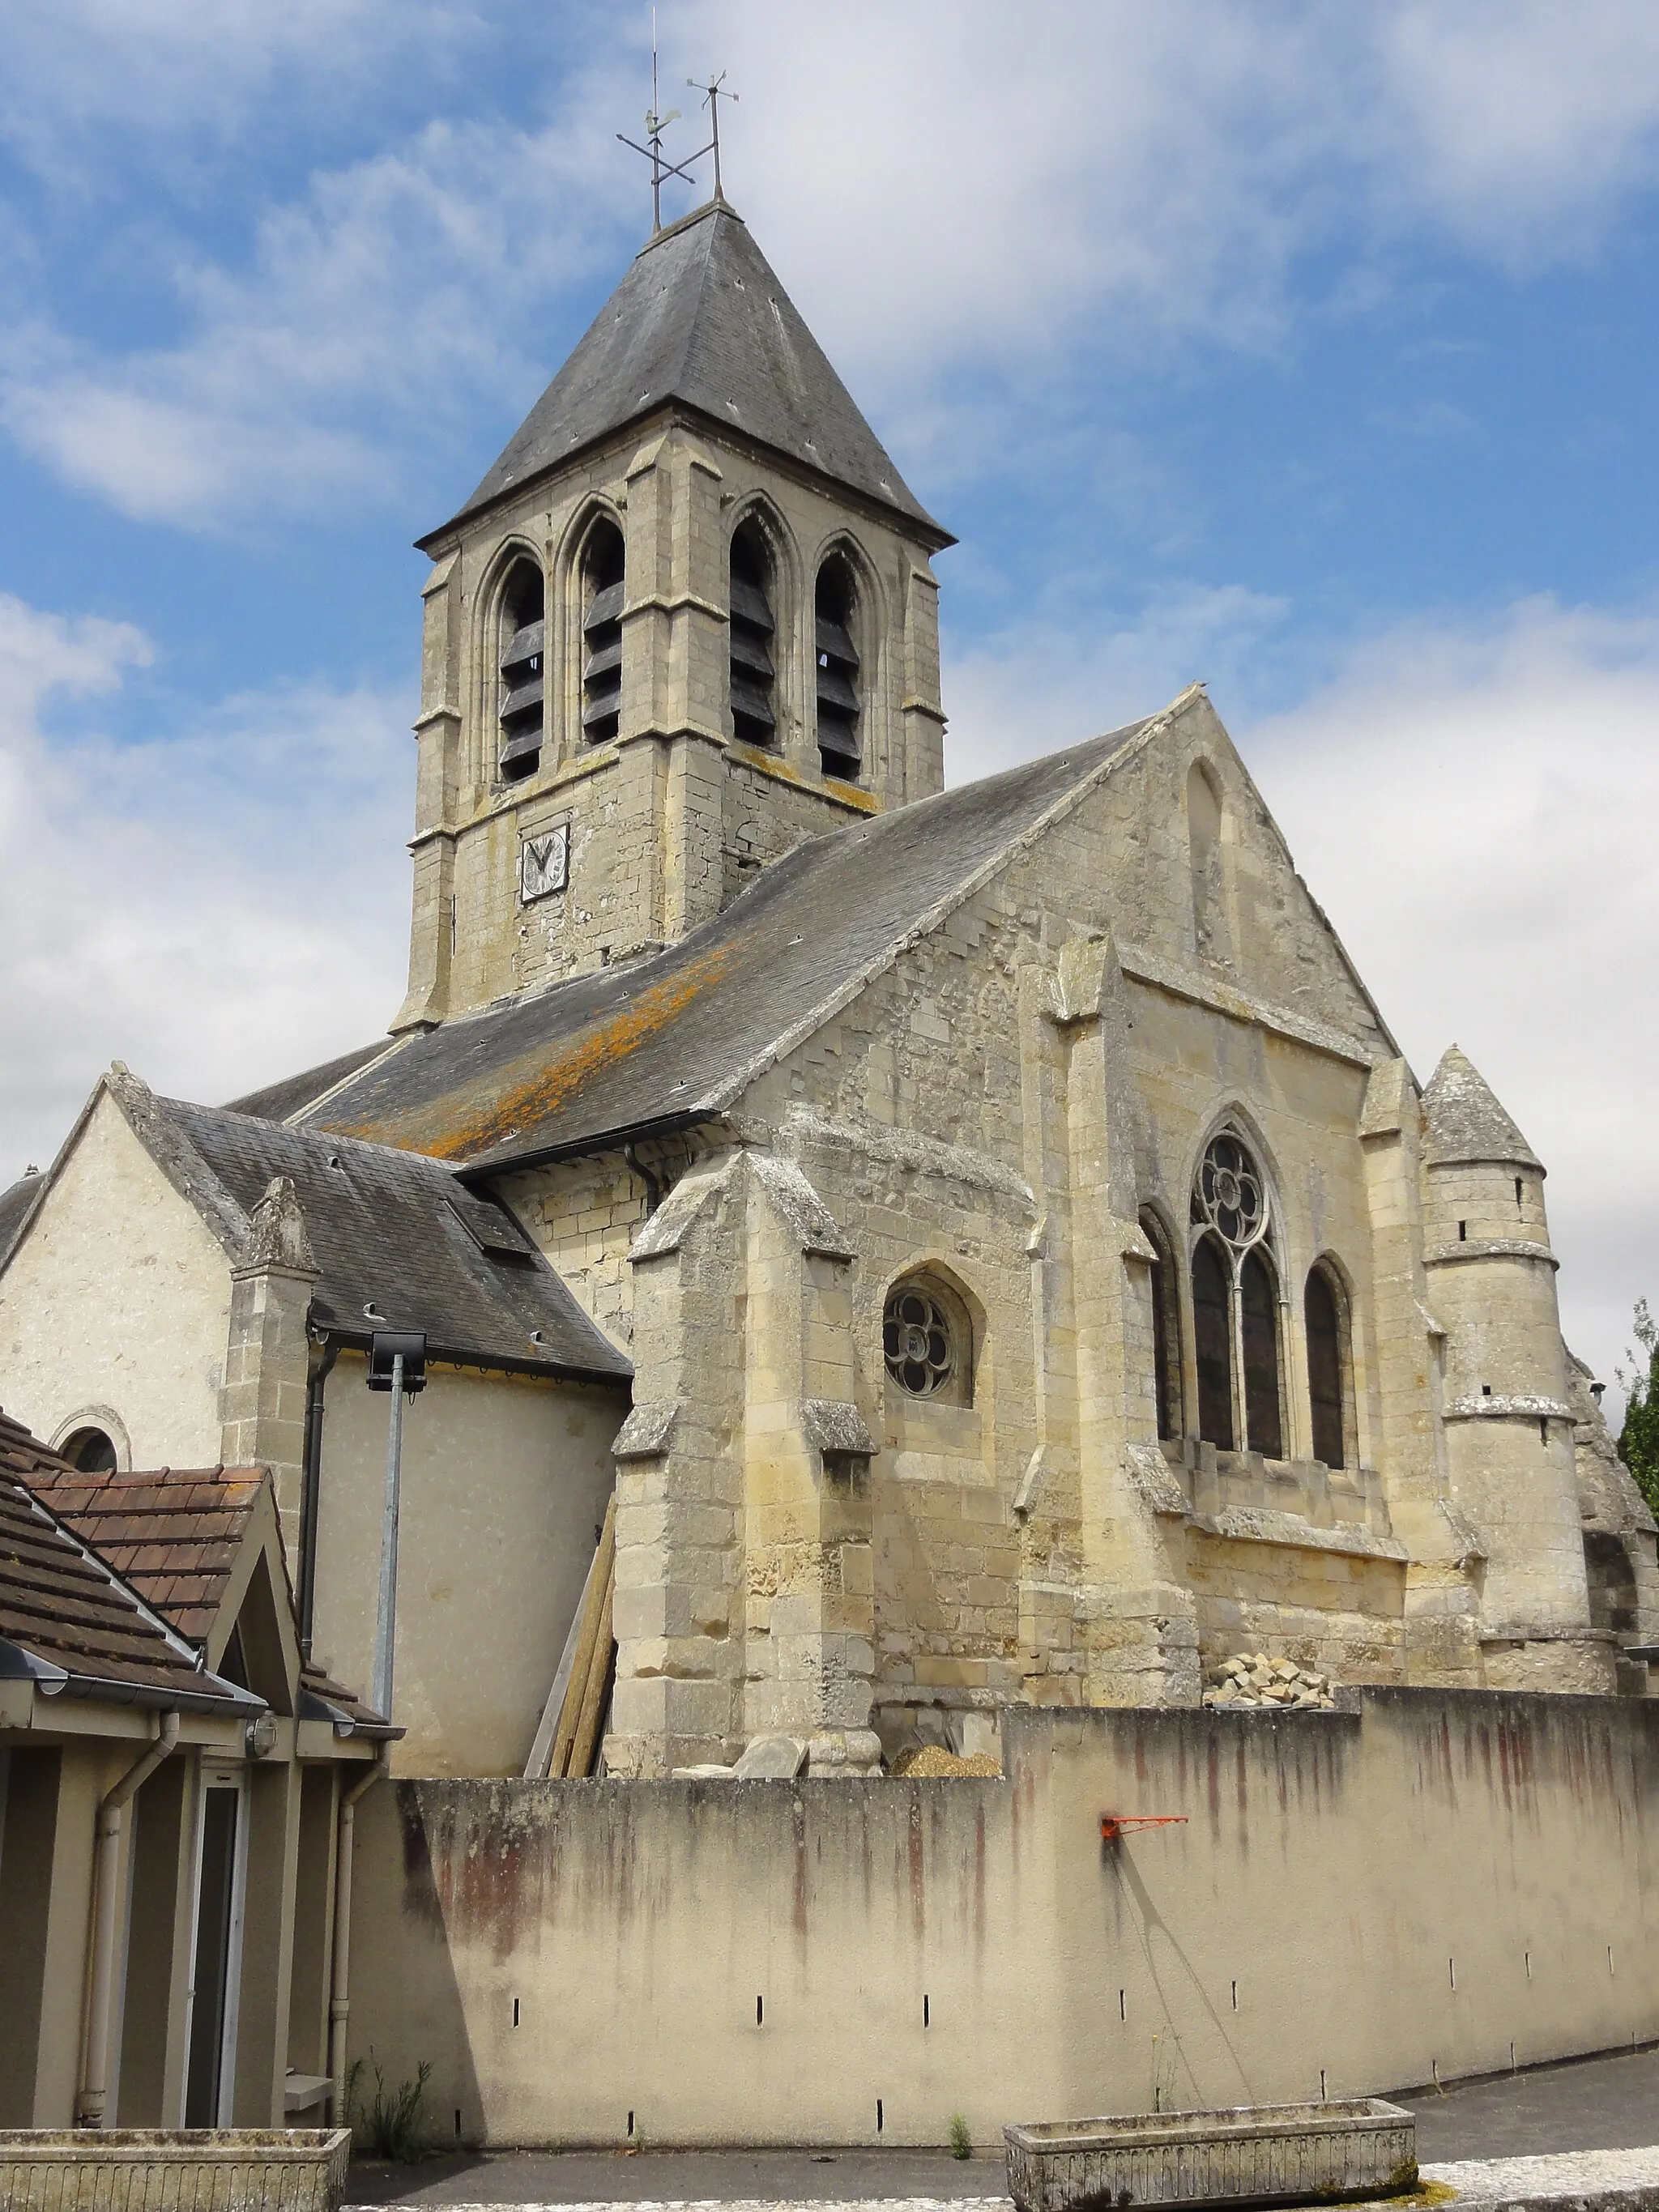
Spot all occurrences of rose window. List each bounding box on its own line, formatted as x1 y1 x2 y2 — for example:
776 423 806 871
884 1285 957 1397
1191 1132 1270 1257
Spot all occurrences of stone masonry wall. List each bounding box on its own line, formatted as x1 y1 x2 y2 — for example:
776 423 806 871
347 1691 1659 2148
400 411 943 1025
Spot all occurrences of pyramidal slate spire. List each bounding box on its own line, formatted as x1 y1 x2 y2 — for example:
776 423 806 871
439 201 947 543
1422 1044 1542 1169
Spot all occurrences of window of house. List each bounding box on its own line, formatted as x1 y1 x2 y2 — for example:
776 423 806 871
883 1277 970 1405
580 520 625 744
1189 1128 1283 1456
815 556 861 779
497 557 545 782
61 1426 117 1473
1304 1264 1349 1470
729 519 777 745
1140 1208 1183 1443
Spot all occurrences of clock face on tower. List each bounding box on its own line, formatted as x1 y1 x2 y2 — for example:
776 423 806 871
520 824 569 905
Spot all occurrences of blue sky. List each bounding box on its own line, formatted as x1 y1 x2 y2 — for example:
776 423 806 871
3 1 1658 1404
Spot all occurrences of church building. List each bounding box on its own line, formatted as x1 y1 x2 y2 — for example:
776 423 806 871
2 195 1653 1786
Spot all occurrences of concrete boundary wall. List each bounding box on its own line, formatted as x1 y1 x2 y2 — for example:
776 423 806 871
348 1691 1659 2149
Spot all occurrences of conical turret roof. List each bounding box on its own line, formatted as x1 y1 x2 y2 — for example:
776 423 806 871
433 201 948 543
1422 1045 1542 1170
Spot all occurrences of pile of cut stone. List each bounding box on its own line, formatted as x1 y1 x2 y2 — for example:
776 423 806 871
1203 1652 1337 1710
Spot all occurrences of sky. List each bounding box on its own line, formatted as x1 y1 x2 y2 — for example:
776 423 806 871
2 0 1657 1413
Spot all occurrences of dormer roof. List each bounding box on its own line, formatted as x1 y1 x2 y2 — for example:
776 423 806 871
427 201 949 546
1422 1045 1543 1170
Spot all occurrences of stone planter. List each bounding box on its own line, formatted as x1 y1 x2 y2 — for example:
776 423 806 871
0 2128 353 2211
1005 2099 1417 2212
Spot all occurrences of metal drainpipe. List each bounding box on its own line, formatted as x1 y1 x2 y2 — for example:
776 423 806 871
329 1745 389 2126
299 1333 340 1663
78 1709 180 2125
622 1143 662 1220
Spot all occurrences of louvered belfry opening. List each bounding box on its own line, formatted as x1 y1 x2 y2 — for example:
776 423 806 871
581 519 626 744
814 556 861 779
728 518 777 745
497 558 546 782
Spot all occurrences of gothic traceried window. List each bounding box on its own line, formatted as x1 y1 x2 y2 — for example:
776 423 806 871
1192 1235 1235 1451
1190 1128 1284 1457
883 1278 970 1404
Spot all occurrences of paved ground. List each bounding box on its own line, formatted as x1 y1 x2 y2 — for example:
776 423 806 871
1400 2047 1659 2163
344 2043 1659 2206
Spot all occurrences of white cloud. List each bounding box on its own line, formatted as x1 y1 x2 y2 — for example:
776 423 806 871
11 3 1659 530
0 105 633 529
0 592 410 1184
951 588 1659 1421
1246 601 1659 1424
943 584 1291 787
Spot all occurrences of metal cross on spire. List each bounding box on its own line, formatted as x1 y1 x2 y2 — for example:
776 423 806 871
616 12 738 232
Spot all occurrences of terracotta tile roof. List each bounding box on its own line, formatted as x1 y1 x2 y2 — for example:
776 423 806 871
0 1409 254 1711
31 1455 394 1733
28 1462 264 1646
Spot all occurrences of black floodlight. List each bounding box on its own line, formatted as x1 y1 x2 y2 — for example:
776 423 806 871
368 1331 427 1394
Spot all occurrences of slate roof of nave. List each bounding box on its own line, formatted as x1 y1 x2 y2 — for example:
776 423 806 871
225 1038 394 1124
286 716 1157 1174
432 200 947 543
0 1170 39 1271
150 1095 632 1382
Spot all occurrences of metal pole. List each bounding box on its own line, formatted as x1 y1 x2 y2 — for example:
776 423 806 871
373 1352 404 1718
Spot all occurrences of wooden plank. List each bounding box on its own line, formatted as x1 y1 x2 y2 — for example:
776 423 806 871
569 1541 616 1779
549 1492 616 1779
522 1579 590 1781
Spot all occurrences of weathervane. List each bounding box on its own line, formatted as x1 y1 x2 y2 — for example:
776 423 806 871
685 71 738 203
616 11 737 232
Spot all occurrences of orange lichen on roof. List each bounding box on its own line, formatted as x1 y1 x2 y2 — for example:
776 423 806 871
331 941 735 1162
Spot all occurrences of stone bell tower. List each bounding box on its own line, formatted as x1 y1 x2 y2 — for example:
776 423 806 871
394 200 954 1032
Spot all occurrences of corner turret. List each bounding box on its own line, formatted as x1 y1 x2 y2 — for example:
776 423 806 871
1420 1046 1607 1689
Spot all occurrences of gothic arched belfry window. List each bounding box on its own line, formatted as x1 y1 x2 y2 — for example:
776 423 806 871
580 519 625 744
729 518 777 745
814 554 861 779
497 557 545 782
1190 1129 1284 1457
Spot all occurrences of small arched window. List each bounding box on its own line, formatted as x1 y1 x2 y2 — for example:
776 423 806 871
1304 1264 1350 1470
1189 1128 1283 1457
729 518 776 746
1140 1208 1183 1443
497 556 545 782
580 519 625 744
815 555 861 779
1187 760 1223 958
61 1425 117 1473
883 1276 971 1406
